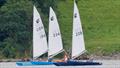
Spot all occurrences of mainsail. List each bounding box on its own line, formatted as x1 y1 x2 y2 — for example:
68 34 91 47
33 6 48 59
72 2 86 59
48 7 64 58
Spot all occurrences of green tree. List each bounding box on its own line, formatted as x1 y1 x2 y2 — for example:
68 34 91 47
0 0 58 58
0 0 33 58
32 0 58 15
0 0 6 7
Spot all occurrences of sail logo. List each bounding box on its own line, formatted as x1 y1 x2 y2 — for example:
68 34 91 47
36 19 40 23
51 16 54 21
74 13 77 18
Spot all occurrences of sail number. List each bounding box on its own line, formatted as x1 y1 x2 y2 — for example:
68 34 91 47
36 26 46 38
53 32 60 37
75 31 82 36
40 34 46 38
36 26 44 31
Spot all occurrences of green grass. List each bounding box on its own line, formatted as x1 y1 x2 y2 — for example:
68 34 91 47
57 0 120 55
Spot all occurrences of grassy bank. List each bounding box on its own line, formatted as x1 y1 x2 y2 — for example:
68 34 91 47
57 0 120 55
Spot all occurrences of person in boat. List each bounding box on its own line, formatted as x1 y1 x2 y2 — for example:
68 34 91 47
48 58 53 62
63 51 69 62
52 51 69 62
21 58 30 61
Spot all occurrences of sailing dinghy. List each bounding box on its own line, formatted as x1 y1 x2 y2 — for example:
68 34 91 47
54 1 102 66
16 6 64 66
31 7 64 65
16 6 53 66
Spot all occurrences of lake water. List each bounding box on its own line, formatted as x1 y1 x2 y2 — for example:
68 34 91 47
0 60 120 68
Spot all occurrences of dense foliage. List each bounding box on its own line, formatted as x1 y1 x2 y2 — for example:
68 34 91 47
0 0 57 59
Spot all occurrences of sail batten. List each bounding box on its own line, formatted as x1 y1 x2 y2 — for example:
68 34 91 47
48 7 63 58
33 6 48 59
72 2 86 59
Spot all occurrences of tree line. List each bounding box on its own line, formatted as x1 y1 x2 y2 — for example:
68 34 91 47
0 0 59 59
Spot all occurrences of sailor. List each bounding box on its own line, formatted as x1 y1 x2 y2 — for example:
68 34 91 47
63 51 69 62
48 58 53 62
21 58 30 61
50 51 69 62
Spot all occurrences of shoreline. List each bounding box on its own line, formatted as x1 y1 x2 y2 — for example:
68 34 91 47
0 53 120 62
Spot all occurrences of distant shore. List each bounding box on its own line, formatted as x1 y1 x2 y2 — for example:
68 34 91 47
0 59 21 62
90 53 120 60
0 54 120 62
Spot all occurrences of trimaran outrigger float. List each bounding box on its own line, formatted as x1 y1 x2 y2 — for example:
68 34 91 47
16 1 102 66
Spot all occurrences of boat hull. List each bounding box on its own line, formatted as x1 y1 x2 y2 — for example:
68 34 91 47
54 60 102 66
16 61 53 66
31 61 53 65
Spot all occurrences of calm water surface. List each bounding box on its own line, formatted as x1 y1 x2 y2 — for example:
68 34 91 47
0 60 120 68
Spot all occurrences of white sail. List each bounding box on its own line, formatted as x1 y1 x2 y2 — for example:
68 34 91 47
48 7 64 58
72 2 86 59
33 6 48 59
